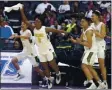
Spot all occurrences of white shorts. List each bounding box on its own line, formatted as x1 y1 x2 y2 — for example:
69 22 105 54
39 50 56 63
16 51 39 67
82 51 97 66
97 43 106 59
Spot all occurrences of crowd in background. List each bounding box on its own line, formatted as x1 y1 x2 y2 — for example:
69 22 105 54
0 1 111 50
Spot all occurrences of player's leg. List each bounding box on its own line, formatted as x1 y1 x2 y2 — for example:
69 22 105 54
11 57 20 71
81 52 96 89
28 55 47 87
47 51 61 84
98 49 108 89
87 65 103 89
95 42 108 88
11 52 26 80
28 56 45 78
39 54 54 89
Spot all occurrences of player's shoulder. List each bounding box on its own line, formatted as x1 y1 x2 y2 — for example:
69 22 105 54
25 29 32 34
86 28 93 34
100 22 105 26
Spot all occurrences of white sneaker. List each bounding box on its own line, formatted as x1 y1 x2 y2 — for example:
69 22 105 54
56 72 61 84
97 82 108 89
47 77 54 89
84 80 89 86
86 83 97 89
14 73 24 81
103 82 108 89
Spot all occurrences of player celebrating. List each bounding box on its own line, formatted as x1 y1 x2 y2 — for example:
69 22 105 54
91 10 108 89
18 4 67 89
69 17 103 89
10 22 47 86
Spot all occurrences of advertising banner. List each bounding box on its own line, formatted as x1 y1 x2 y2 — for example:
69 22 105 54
1 52 32 83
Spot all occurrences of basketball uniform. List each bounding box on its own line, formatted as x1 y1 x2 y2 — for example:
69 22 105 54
82 27 97 65
15 29 39 67
90 22 106 59
34 26 55 62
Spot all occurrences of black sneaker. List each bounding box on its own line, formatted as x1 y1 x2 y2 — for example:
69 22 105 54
41 79 47 87
47 79 53 89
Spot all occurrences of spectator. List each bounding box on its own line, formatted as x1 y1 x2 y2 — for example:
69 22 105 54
85 1 94 18
66 17 76 33
57 1 70 23
58 1 70 14
72 1 80 13
13 40 20 50
44 12 56 26
35 1 56 15
0 17 14 39
79 1 88 13
51 20 61 30
0 2 9 22
61 22 66 31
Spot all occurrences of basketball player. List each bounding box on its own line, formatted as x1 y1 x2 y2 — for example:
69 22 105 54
90 10 108 89
10 22 47 86
69 17 103 89
19 5 67 89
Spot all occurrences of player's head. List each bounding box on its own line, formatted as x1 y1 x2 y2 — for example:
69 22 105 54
34 18 42 29
21 21 28 31
91 10 101 22
81 17 91 28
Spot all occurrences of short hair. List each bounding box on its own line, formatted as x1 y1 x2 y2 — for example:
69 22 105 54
82 17 91 22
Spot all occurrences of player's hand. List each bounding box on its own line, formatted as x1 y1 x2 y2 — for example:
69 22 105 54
69 36 76 43
14 35 20 38
9 34 15 39
76 38 81 44
18 3 24 10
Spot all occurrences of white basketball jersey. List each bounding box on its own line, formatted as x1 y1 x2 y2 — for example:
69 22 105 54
90 22 106 43
20 29 36 55
82 27 97 52
34 26 54 54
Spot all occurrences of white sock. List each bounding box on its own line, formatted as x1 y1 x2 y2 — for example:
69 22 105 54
43 76 47 81
103 80 107 83
97 80 102 85
17 69 21 74
48 76 52 81
88 80 93 83
56 71 60 76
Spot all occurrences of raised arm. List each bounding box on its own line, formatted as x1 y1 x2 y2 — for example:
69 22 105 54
45 27 67 34
20 6 34 30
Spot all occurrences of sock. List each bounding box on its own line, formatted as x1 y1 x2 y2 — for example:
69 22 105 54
97 80 102 85
103 80 107 83
48 76 52 81
88 80 93 83
43 76 47 81
56 71 60 76
17 69 21 74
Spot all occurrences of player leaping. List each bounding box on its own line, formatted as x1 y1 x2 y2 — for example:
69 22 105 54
19 4 67 89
